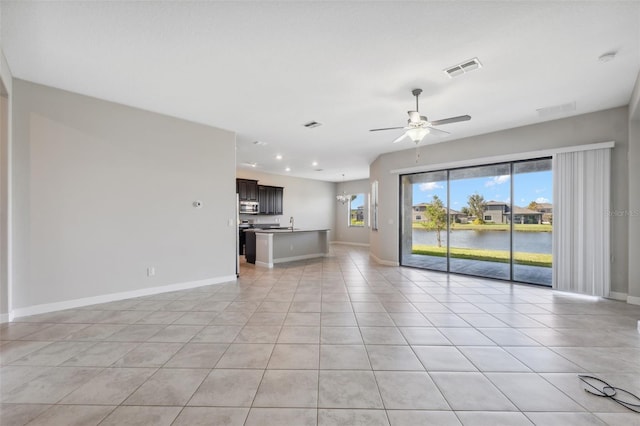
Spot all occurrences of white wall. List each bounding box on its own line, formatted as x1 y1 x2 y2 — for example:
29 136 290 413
371 107 630 295
335 178 370 245
11 80 237 314
236 169 336 239
0 48 12 321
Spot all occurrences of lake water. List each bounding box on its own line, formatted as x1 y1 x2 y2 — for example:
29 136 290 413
412 229 552 254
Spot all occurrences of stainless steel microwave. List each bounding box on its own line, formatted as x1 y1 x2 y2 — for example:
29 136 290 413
239 201 259 214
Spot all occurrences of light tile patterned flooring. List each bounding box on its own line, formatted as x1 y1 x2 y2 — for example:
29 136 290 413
1 245 640 425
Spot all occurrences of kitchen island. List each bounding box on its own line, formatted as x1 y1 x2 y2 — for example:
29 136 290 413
244 228 330 268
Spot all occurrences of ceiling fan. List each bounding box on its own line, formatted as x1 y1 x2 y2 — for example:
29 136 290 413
370 88 471 144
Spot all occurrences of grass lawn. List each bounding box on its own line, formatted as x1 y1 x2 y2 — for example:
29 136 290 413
412 244 552 268
412 223 552 232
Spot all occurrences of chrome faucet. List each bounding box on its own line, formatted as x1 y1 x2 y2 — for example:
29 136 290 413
289 216 294 231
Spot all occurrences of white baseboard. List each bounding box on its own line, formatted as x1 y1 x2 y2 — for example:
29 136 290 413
275 253 328 264
0 312 10 324
331 241 370 247
255 252 328 269
608 291 628 301
628 295 640 306
369 252 399 267
10 275 237 320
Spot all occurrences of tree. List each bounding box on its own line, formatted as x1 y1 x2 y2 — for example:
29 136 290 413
420 195 447 247
467 193 487 224
527 201 539 211
460 206 470 216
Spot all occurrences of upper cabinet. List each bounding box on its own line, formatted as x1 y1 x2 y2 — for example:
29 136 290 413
236 179 258 201
258 185 284 215
273 186 283 215
236 179 284 215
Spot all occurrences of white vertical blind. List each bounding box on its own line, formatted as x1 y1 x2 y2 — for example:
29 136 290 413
553 148 611 296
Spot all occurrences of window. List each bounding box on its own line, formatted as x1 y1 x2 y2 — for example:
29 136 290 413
349 193 365 227
416 215 422 220
484 215 492 221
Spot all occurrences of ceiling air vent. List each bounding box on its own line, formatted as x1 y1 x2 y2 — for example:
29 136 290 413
444 57 482 78
536 101 576 118
303 121 322 128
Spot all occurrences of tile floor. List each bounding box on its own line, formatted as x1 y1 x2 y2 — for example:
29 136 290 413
402 254 553 286
1 245 640 425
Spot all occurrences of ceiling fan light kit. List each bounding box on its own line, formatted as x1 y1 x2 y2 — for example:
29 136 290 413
407 127 429 144
369 88 471 145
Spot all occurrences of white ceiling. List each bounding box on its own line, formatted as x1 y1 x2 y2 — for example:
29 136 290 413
2 1 639 182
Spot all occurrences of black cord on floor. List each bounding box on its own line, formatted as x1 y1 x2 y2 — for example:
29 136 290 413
578 374 640 413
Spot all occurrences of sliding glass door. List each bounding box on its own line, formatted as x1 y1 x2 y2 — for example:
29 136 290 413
400 158 553 286
449 164 512 280
512 159 553 284
401 171 448 272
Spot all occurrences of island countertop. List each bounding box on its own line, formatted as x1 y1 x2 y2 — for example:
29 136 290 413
244 228 330 267
251 228 330 234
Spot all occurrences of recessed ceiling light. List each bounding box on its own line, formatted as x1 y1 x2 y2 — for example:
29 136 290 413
285 167 291 172
250 162 257 168
598 51 617 63
275 154 283 160
312 161 318 166
253 141 268 146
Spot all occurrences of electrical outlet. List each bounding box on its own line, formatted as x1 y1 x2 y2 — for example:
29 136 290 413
147 267 155 277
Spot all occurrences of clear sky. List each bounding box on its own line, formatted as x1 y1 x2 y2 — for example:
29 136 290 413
412 170 552 209
351 193 365 209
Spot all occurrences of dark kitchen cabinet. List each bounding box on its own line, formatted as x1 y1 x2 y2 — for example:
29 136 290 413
258 186 268 214
244 230 256 263
236 179 258 201
238 228 247 255
258 185 284 215
273 187 283 215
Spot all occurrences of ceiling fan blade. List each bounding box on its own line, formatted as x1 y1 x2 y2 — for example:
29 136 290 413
426 126 450 136
392 132 408 143
430 115 471 126
407 111 421 123
370 126 405 132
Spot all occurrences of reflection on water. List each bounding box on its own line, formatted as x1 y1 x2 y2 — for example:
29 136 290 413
412 229 552 254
